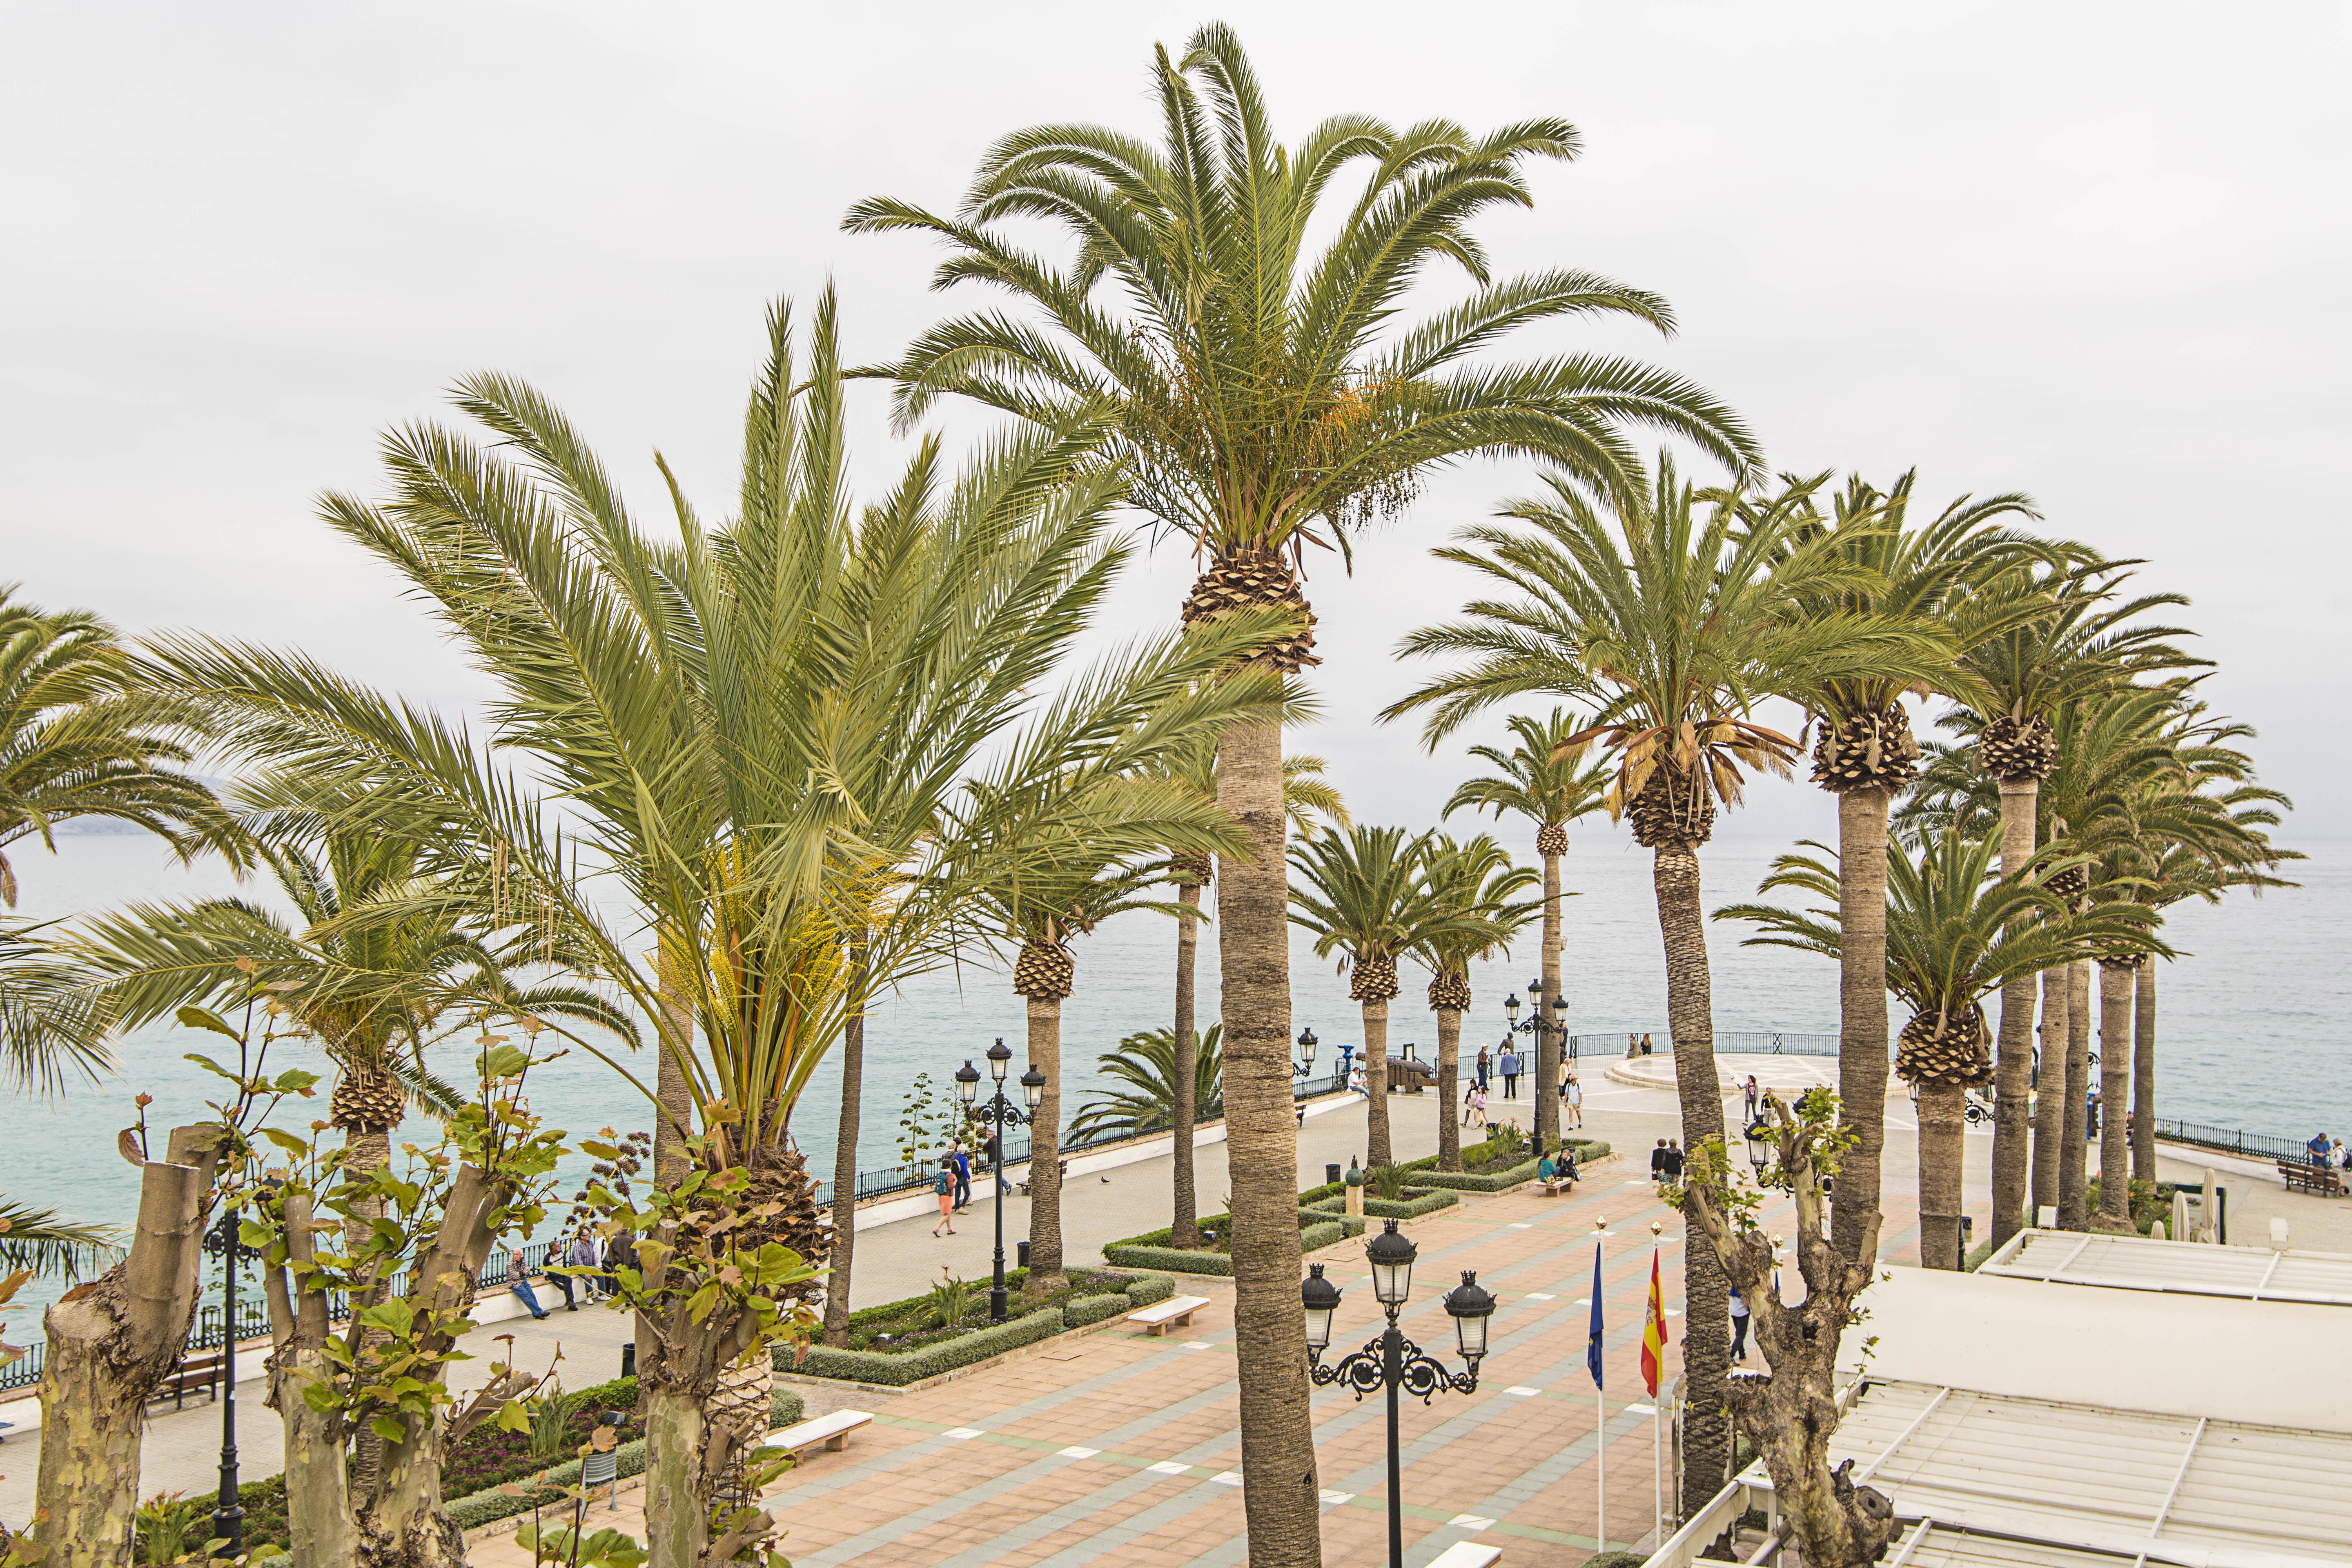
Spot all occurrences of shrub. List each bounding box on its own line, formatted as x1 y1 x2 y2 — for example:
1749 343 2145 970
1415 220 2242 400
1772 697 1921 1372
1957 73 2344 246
1122 1272 1176 1307
1104 1243 1232 1275
1299 1220 1349 1252
796 1306 1068 1385
1063 1292 1131 1327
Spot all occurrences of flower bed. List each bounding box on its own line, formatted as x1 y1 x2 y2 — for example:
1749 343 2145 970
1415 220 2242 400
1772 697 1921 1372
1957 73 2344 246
785 1270 1176 1386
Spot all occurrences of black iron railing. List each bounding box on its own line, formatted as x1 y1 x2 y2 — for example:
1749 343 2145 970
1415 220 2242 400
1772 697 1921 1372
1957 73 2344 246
2152 1118 2319 1167
1561 1030 1853 1060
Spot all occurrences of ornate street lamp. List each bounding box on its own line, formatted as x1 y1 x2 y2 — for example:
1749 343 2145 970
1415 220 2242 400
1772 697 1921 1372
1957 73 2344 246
960 1038 1043 1322
199 1196 265 1554
1293 1027 1319 1080
1304 1220 1496 1568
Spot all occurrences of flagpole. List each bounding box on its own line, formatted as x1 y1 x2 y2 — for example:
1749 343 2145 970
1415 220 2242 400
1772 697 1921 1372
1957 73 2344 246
1596 1379 1607 1550
1590 1219 1609 1552
1650 1224 1664 1546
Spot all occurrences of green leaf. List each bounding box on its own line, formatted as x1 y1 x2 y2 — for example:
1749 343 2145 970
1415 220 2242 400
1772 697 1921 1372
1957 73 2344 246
370 1413 407 1443
260 1127 313 1159
181 1051 240 1082
175 1004 242 1040
494 1398 530 1434
273 1067 322 1094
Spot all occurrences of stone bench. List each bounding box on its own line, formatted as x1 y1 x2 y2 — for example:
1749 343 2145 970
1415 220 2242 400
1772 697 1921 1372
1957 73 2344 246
1425 1544 1502 1568
1126 1294 1212 1336
771 1409 873 1462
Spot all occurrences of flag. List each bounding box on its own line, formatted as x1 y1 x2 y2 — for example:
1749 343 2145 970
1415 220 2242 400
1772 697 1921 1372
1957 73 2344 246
1639 1248 1668 1398
1586 1241 1606 1390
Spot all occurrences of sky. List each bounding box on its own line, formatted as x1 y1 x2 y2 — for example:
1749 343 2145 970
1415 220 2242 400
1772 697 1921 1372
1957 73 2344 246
4 1 2347 846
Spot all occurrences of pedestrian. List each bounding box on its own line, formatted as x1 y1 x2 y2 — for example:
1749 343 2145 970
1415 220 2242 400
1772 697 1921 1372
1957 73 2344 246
1468 1084 1488 1129
507 1247 548 1320
2309 1131 2333 1169
1744 1075 1760 1121
950 1142 973 1210
1499 1045 1521 1100
1461 1080 1477 1126
1640 1032 1655 1057
1650 1138 1669 1181
984 1129 1007 1192
1729 1283 1751 1363
2333 1138 2349 1172
1564 1072 1584 1129
541 1227 579 1312
1662 1139 1684 1180
1474 1045 1491 1091
603 1229 633 1296
931 1156 957 1237
1626 1032 1639 1060
567 1226 603 1306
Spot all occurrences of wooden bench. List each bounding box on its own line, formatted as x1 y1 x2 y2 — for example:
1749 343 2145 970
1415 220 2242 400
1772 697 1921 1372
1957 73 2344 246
770 1409 873 1462
1425 1544 1502 1568
2278 1162 2344 1197
1126 1295 1212 1336
158 1348 225 1410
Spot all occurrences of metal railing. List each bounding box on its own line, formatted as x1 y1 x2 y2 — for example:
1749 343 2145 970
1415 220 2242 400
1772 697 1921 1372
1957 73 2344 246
2152 1118 2317 1167
1562 1029 1853 1060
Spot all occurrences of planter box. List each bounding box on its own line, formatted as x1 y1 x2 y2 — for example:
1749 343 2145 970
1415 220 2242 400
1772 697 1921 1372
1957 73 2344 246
1304 1187 1458 1219
784 1271 1176 1386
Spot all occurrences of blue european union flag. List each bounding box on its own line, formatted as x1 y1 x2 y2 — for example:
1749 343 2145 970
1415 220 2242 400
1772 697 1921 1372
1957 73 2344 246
1586 1241 1605 1390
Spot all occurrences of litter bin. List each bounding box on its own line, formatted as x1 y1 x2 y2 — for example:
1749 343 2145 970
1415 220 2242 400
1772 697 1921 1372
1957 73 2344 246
1325 1163 1342 1187
1018 1240 1031 1269
1957 1214 1974 1270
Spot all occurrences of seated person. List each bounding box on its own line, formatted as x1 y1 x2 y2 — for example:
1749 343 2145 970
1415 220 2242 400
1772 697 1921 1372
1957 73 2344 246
1537 1149 1575 1193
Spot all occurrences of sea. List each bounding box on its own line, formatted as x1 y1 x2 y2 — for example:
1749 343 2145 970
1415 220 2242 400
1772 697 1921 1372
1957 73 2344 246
4 831 2342 1312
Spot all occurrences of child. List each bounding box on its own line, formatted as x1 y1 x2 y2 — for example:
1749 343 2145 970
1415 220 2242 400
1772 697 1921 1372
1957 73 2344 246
931 1156 957 1237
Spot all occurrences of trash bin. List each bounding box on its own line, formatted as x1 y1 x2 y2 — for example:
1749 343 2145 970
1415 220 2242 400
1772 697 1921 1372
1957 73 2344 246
1957 1214 1974 1270
1018 1240 1031 1269
1325 1163 1342 1187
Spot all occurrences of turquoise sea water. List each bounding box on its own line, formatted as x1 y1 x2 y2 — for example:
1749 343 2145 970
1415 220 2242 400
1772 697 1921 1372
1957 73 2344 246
4 832 2342 1310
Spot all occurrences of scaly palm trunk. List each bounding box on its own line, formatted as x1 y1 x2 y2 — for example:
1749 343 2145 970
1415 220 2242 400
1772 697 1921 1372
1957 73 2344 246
2093 961 2136 1232
2029 965 2067 1223
1214 708 1319 1566
1436 1006 1463 1171
1990 780 2039 1246
1654 843 1731 1512
1535 847 1562 1152
1025 996 1065 1295
2057 960 2092 1230
1362 997 1392 1169
822 940 867 1346
1833 786 1892 1263
2131 960 2158 1183
1172 881 1203 1249
652 931 697 1189
1916 1081 1968 1270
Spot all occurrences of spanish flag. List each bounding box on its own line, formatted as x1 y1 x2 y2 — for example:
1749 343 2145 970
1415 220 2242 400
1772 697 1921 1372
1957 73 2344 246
1639 1247 1668 1399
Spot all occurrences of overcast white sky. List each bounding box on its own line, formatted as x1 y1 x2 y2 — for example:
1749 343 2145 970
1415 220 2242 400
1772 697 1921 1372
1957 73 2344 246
5 2 2346 848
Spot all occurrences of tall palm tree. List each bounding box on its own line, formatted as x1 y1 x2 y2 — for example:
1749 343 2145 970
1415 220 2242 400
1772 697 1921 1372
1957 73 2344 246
845 30 1757 1551
1756 470 2037 1261
1289 826 1442 1168
1443 708 1610 1148
1722 831 2161 1268
0 587 244 907
1922 557 2202 1243
1388 462 1909 1507
1071 1024 1223 1141
143 294 1287 1568
1410 834 1539 1170
1156 740 1345 1247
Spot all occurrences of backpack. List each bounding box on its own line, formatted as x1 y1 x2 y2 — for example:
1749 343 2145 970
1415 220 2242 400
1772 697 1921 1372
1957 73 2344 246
933 1170 951 1196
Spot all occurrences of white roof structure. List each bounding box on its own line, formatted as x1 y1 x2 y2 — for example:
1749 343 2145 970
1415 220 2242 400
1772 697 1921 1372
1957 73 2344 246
1982 1227 2352 1305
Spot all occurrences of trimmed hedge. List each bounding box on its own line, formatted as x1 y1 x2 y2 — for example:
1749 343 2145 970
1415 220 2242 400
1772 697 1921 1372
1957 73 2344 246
1064 1292 1130 1327
1123 1272 1177 1307
1104 1243 1230 1274
794 1304 1068 1385
448 1385 805 1532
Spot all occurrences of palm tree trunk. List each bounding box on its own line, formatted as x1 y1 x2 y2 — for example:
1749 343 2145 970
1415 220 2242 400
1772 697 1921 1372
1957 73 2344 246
2131 960 2158 1183
1833 785 1891 1264
1437 1005 1462 1172
1535 850 1562 1152
653 936 696 1189
1214 709 1319 1567
1654 843 1730 1513
1916 1080 1967 1270
822 939 867 1346
2057 960 2092 1230
1025 996 1065 1295
1362 997 1392 1169
1172 882 1203 1249
2093 962 2136 1232
2029 965 2067 1223
1990 780 2038 1247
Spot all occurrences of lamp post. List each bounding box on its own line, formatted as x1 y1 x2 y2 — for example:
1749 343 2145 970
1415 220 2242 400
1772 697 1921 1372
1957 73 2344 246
1743 1118 1773 1185
1303 1221 1496 1568
200 1197 263 1554
1293 1027 1319 1082
956 1038 1044 1323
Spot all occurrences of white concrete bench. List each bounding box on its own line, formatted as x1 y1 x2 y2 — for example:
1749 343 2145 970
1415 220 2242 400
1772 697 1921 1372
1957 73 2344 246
1126 1294 1212 1336
1425 1544 1502 1568
770 1409 873 1461
1425 1544 1501 1568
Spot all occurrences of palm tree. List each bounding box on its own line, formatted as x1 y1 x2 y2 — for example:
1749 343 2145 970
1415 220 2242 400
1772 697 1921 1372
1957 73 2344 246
1722 831 2162 1268
1290 826 1443 1168
1071 1024 1223 1141
0 587 244 907
143 294 1287 1567
1756 470 2037 1261
1410 834 1539 1170
1443 708 1610 1149
845 30 1758 1551
964 776 1241 1295
1156 740 1345 1247
1388 462 1913 1507
0 1196 117 1284
1920 557 2202 1243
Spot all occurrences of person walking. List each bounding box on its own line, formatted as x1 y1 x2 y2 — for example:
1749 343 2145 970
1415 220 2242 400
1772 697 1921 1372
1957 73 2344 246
1468 1084 1489 1129
983 1129 1007 1193
1729 1283 1751 1363
931 1156 958 1237
1743 1075 1760 1123
950 1142 973 1211
1650 1138 1670 1182
1662 1139 1684 1181
1474 1045 1492 1092
507 1247 549 1320
1564 1071 1584 1129
1498 1045 1521 1100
